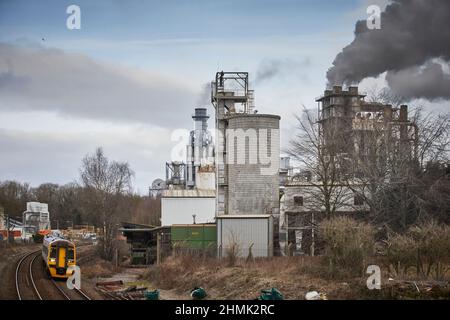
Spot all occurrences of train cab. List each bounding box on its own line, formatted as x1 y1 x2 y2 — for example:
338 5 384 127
42 235 76 279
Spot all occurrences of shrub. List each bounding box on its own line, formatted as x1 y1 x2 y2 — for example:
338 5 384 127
386 233 418 276
387 220 450 280
319 216 374 276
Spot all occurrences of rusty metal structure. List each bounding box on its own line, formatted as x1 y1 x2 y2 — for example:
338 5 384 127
315 86 418 175
280 86 420 256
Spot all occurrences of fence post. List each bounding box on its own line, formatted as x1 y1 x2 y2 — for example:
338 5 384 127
156 233 161 265
115 248 119 270
311 212 315 257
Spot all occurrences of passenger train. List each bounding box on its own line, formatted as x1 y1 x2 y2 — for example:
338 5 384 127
42 235 76 279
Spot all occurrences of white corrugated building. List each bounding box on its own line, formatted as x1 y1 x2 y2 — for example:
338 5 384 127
161 189 215 226
217 215 273 258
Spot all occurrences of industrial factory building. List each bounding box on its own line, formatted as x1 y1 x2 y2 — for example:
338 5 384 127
128 106 218 264
280 85 418 255
217 215 274 258
279 180 370 256
22 202 51 240
225 113 280 216
160 107 216 227
316 85 418 172
161 189 215 226
128 77 424 263
212 72 280 217
0 206 23 241
152 72 283 260
211 71 280 257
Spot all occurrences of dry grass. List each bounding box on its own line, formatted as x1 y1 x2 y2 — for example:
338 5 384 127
387 220 450 280
143 255 369 300
80 254 117 279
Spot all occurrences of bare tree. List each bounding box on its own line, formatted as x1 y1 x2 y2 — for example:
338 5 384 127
129 195 161 226
288 107 349 218
0 181 32 219
411 109 450 168
346 88 450 230
79 147 134 260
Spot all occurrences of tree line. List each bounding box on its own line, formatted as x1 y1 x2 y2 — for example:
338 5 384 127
0 147 161 259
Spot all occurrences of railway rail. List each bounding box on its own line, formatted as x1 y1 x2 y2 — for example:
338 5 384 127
15 249 92 300
51 279 92 300
15 250 42 300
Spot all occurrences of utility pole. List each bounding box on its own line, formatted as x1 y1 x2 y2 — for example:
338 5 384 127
6 214 10 246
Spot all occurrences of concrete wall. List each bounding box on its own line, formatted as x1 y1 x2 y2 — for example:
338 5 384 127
283 183 370 213
226 114 280 215
161 197 215 226
217 215 273 258
195 171 215 190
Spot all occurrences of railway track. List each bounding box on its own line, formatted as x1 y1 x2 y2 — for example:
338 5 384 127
51 279 92 300
15 249 92 300
15 250 42 300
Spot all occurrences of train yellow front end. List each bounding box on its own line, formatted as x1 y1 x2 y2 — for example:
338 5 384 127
42 236 76 279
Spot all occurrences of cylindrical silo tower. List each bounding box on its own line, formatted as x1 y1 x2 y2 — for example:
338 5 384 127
211 71 281 257
226 114 280 215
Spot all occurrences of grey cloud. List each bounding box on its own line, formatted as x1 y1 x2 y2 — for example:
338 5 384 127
386 62 450 100
0 127 171 192
0 43 197 128
326 0 450 101
255 58 311 84
0 128 86 185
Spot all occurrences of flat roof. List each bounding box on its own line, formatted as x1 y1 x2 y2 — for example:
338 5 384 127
122 221 157 229
162 189 215 198
172 223 216 227
216 214 272 219
226 113 281 120
118 226 168 233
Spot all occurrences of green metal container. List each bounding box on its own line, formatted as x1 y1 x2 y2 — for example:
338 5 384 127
258 288 284 300
171 224 216 250
191 287 207 300
144 289 160 300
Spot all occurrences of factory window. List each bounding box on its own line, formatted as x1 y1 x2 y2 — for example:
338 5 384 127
294 196 304 206
354 194 364 206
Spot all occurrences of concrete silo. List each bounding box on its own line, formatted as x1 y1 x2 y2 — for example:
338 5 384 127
226 113 280 215
211 71 280 257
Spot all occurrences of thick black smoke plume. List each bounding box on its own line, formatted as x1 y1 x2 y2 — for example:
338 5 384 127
327 0 450 100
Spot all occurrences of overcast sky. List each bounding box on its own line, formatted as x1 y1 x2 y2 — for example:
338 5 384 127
0 0 448 194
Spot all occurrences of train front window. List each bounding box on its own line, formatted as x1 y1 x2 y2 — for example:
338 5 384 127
50 247 57 259
68 248 74 260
